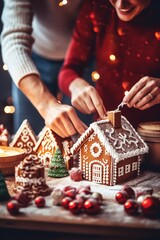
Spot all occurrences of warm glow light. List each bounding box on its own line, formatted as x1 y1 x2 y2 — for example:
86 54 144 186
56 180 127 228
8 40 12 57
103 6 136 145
59 0 68 6
3 64 8 71
124 91 129 96
109 54 116 61
155 32 160 41
122 81 129 90
91 71 100 82
4 105 15 114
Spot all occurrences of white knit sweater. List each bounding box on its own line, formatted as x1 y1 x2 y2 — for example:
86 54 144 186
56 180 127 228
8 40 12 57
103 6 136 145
1 0 82 86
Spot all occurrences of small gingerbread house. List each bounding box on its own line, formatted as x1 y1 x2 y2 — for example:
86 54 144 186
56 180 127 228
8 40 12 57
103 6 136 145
10 119 37 156
71 110 149 186
0 124 9 146
34 126 73 169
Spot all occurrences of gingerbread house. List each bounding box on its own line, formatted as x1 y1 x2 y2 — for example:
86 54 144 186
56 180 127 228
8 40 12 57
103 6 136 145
0 124 9 146
10 119 37 156
34 126 73 169
70 110 149 186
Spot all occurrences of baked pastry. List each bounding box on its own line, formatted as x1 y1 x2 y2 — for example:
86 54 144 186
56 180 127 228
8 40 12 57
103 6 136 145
14 154 51 199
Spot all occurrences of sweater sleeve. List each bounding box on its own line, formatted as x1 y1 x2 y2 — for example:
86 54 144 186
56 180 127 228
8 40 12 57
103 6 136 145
58 0 95 97
1 0 40 86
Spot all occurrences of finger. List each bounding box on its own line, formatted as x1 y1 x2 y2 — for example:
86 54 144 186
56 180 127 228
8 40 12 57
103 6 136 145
49 123 66 138
90 91 106 118
138 97 157 110
67 109 87 135
123 79 147 104
74 100 93 114
60 113 79 136
135 87 159 109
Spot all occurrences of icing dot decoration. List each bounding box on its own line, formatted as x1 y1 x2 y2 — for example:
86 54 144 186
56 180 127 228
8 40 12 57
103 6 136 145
90 142 102 158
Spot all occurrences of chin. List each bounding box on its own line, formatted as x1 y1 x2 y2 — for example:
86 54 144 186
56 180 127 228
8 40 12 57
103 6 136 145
117 12 137 22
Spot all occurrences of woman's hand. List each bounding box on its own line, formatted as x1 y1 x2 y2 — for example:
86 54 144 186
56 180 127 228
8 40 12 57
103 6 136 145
69 78 106 118
44 102 87 138
123 76 160 110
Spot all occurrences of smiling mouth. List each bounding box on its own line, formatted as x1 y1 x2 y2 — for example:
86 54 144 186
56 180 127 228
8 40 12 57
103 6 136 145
118 7 135 15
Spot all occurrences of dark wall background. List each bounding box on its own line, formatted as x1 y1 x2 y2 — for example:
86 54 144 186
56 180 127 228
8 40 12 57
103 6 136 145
0 1 13 134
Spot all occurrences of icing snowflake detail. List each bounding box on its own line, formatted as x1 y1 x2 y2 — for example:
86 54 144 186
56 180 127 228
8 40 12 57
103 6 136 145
90 142 102 158
88 132 96 141
84 144 88 153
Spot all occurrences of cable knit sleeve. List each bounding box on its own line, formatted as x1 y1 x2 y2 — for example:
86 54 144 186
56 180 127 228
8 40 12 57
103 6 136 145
58 0 95 97
1 0 40 86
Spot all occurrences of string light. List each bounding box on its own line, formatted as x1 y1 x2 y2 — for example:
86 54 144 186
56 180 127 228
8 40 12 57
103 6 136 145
109 54 116 62
91 71 100 82
3 64 8 71
59 0 68 7
4 105 15 114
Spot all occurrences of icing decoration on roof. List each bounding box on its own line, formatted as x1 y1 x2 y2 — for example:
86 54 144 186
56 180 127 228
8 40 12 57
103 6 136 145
71 116 149 162
10 119 37 155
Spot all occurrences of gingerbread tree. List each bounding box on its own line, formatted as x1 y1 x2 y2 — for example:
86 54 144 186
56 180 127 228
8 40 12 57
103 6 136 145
0 172 10 202
48 148 69 178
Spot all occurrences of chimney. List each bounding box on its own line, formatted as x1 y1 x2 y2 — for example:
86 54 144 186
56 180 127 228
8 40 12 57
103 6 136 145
107 110 121 128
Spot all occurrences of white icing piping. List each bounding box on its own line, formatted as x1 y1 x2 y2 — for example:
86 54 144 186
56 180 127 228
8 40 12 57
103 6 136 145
10 119 37 147
15 176 45 185
71 116 149 163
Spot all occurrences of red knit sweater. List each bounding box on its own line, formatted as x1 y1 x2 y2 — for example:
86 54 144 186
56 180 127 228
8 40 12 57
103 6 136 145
59 0 160 128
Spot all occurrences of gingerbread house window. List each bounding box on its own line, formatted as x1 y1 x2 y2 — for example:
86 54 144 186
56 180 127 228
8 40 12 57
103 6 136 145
118 166 124 177
132 162 138 171
125 164 131 174
92 164 102 183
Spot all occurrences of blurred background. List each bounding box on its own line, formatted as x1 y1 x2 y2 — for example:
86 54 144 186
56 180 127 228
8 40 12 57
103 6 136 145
0 1 14 134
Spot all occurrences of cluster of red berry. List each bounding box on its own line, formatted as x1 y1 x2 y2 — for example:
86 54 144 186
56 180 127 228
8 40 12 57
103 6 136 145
59 185 103 215
6 192 46 215
115 185 160 218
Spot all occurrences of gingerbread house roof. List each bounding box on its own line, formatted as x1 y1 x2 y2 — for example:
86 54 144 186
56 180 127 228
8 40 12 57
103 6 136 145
71 116 149 162
33 126 61 152
10 119 37 149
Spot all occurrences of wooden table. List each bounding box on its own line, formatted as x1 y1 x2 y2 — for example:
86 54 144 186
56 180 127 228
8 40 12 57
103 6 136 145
0 171 160 240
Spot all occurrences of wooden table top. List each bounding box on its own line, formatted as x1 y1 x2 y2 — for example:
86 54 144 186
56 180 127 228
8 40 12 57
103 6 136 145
0 171 160 240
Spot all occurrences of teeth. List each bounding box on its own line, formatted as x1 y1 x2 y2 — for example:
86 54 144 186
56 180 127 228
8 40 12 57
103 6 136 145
120 9 130 12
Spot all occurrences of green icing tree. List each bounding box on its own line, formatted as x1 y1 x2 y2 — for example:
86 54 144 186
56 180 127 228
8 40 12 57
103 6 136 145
0 171 10 202
48 148 69 178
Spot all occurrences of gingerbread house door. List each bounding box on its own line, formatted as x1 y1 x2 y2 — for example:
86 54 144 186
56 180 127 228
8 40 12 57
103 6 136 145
92 163 103 184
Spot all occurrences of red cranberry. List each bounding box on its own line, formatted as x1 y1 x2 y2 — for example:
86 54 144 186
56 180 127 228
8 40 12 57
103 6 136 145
122 185 135 199
124 199 139 215
115 191 129 204
65 188 77 199
7 200 20 215
63 186 76 192
78 188 91 195
84 198 100 215
141 196 160 218
61 196 72 209
68 200 83 214
34 196 45 208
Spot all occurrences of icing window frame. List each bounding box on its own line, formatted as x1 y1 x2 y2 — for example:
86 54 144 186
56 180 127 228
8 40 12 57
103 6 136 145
125 164 131 174
118 166 124 177
132 162 138 171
